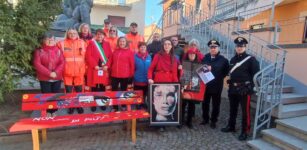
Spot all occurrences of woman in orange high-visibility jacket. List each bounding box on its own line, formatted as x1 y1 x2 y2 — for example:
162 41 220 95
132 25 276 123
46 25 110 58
105 26 118 52
57 28 86 114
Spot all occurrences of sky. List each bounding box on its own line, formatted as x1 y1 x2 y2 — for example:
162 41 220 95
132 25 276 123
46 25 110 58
145 0 163 26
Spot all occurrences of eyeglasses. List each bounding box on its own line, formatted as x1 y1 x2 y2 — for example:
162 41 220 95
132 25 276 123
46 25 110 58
171 40 178 41
110 30 116 32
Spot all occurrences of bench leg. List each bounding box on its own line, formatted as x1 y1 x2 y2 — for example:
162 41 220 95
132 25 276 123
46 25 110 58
131 119 136 144
41 129 47 143
31 129 40 150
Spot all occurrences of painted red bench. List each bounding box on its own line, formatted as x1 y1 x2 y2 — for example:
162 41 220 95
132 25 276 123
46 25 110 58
9 91 149 150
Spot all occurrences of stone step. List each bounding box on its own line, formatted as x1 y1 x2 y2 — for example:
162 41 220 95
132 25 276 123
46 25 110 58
280 93 307 105
276 116 307 141
247 139 282 150
267 85 294 93
262 129 307 150
275 103 307 118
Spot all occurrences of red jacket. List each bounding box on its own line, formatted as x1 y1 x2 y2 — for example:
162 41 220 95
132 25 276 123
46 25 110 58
108 47 134 78
33 45 65 81
148 52 180 82
85 40 112 87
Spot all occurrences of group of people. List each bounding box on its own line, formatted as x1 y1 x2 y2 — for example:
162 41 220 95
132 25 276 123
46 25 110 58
33 19 259 140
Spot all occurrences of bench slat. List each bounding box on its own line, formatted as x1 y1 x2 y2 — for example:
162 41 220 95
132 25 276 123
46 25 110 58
22 91 144 111
10 110 150 132
22 91 143 103
22 97 143 111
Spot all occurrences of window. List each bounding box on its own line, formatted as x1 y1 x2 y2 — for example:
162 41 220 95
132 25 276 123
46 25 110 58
250 23 265 30
108 16 125 27
304 17 307 43
195 0 201 12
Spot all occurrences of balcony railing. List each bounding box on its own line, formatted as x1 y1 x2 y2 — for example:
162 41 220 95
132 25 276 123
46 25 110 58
94 0 129 7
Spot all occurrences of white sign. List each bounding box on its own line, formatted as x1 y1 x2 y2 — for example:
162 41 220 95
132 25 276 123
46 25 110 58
196 65 215 84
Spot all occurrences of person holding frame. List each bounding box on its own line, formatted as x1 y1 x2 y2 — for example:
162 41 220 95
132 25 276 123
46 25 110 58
148 39 182 131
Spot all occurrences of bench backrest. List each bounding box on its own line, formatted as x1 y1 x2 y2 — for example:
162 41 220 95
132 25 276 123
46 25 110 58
22 91 144 111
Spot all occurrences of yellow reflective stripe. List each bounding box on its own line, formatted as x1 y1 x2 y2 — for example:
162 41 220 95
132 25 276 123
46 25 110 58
65 58 84 62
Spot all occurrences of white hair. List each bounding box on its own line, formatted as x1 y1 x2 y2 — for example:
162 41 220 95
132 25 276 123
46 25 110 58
189 39 200 47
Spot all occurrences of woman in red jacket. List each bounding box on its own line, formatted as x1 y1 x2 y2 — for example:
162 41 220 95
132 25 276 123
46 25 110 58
86 29 112 112
147 39 182 132
107 36 134 111
33 32 65 117
148 39 182 84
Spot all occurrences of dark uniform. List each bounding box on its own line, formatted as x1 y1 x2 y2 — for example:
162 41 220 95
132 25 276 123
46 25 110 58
221 37 260 141
201 40 229 129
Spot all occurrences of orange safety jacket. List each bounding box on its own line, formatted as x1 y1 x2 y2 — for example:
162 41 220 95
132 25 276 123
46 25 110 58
57 39 86 78
126 32 145 53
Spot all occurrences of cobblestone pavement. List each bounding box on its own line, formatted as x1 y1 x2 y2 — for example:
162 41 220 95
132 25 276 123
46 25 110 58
0 98 252 150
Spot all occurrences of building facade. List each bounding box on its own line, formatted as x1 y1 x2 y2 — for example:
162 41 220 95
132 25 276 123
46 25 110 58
91 0 146 35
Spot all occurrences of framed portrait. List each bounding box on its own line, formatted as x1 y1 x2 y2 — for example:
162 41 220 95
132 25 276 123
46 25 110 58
149 83 181 126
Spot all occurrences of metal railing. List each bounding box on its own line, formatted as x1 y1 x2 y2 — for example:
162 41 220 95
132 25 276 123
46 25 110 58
94 0 128 6
214 0 258 20
163 2 286 139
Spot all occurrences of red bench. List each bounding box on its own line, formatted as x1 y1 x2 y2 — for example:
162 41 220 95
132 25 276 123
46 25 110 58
9 91 149 150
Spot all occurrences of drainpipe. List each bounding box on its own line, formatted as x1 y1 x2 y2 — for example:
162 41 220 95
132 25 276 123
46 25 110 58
269 1 275 28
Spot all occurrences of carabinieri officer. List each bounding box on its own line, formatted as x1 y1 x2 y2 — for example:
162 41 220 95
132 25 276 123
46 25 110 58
221 37 260 141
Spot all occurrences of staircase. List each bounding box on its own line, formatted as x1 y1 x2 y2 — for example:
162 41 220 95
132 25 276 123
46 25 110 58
161 2 307 148
248 116 307 150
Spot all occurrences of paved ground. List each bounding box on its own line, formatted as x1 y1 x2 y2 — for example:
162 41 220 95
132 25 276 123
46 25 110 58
0 98 252 150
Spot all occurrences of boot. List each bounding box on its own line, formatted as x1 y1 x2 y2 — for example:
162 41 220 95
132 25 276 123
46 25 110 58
238 132 248 141
221 126 236 132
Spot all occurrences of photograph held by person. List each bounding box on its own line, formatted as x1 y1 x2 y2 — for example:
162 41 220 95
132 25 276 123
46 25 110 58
134 42 151 109
85 29 112 112
201 40 229 129
57 28 86 114
221 37 260 141
148 39 182 132
107 37 135 111
181 48 203 129
106 26 119 52
147 33 162 58
103 19 111 38
126 22 145 53
33 33 65 117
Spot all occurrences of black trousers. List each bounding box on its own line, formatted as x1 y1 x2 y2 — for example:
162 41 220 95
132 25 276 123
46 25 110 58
202 93 222 123
134 85 148 109
65 85 83 111
182 100 195 125
91 84 106 92
39 81 61 113
111 77 129 110
228 93 251 134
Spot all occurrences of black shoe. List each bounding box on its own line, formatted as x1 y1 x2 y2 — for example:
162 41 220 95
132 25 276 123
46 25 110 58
210 122 216 129
91 107 97 112
221 126 236 132
177 125 182 129
100 106 106 111
159 127 165 132
200 121 208 125
238 133 248 141
187 123 193 129
68 108 74 114
77 108 84 114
